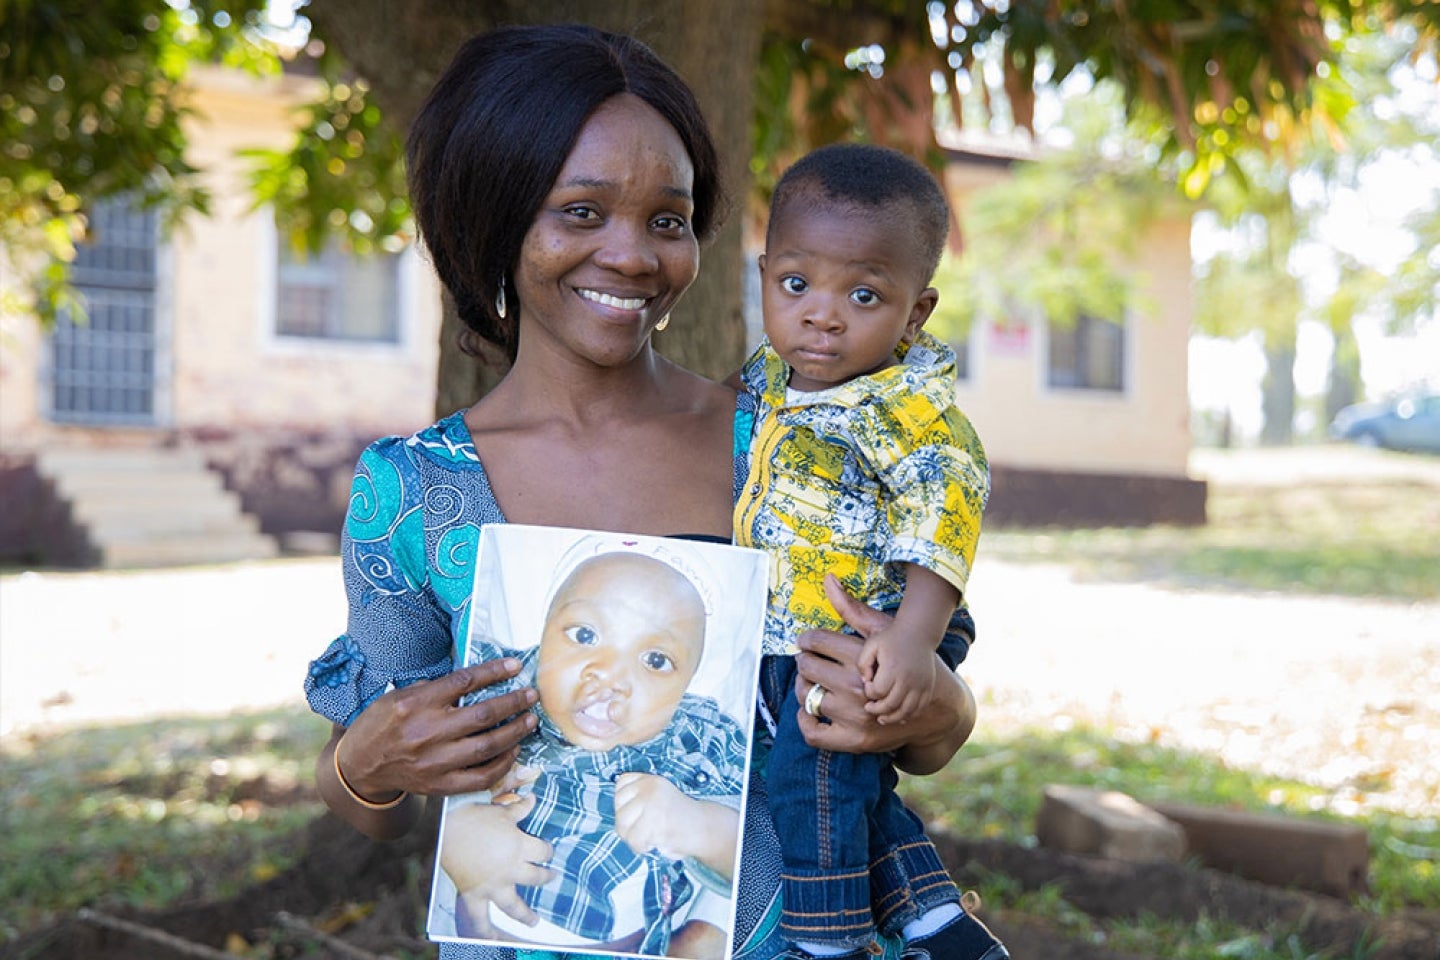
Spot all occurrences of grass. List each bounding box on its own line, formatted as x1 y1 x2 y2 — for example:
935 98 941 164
3 456 1437 956
983 477 1440 601
0 707 333 940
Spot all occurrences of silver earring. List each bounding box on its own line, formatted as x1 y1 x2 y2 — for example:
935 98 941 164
495 278 507 320
655 313 670 332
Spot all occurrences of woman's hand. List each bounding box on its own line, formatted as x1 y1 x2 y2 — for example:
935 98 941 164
318 658 540 839
793 575 977 774
440 797 554 937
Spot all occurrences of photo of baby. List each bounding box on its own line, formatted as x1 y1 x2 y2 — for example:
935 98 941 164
427 525 768 960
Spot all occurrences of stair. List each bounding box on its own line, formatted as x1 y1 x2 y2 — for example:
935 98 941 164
33 447 280 568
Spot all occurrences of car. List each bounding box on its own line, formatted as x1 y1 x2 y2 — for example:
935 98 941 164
1329 392 1440 453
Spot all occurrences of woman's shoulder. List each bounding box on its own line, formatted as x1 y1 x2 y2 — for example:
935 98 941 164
360 410 480 470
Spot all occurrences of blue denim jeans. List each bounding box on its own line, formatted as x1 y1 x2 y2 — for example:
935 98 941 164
761 653 962 951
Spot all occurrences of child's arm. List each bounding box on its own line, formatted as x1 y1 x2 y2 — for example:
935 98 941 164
613 773 740 882
858 564 961 725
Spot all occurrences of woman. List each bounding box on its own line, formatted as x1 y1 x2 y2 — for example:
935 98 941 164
304 24 983 960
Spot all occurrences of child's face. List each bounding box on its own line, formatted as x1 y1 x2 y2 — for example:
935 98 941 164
760 202 938 393
536 553 705 752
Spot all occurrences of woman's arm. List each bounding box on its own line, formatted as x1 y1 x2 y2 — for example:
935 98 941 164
791 574 977 775
317 659 540 840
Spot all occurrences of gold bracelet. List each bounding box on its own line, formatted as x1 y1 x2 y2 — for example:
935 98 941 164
333 740 407 811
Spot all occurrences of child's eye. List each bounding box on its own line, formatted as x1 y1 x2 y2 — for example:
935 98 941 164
564 624 600 646
641 649 676 673
850 287 880 306
779 275 807 295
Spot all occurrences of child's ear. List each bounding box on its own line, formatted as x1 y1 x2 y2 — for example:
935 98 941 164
902 287 940 343
757 253 768 276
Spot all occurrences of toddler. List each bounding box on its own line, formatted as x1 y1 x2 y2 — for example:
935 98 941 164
734 143 1005 960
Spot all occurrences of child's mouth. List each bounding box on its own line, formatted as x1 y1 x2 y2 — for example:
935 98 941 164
572 694 623 741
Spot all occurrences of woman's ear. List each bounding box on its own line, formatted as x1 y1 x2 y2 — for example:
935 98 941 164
903 287 940 342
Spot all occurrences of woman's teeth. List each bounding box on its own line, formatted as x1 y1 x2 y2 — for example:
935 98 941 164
581 290 647 311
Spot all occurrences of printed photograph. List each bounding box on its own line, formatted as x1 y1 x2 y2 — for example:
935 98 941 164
427 524 768 960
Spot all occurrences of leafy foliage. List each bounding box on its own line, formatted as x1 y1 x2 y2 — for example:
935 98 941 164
241 74 410 260
0 0 280 323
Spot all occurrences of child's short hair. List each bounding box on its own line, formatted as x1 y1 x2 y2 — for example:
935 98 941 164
767 143 950 282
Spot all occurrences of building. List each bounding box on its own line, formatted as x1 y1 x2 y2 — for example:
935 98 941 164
0 66 441 566
0 68 1202 568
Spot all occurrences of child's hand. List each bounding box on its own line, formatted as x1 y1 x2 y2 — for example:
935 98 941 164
861 628 938 725
440 796 553 934
614 772 692 858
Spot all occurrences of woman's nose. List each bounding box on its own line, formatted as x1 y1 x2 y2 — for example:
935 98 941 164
593 220 660 275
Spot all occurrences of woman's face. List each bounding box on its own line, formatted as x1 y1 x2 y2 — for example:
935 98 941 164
514 93 700 367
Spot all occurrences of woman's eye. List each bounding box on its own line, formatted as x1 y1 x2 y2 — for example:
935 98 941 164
652 214 689 234
565 205 599 222
780 275 807 295
850 287 880 306
564 624 599 646
641 649 676 673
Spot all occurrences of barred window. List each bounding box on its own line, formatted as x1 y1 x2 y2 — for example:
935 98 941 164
1048 314 1124 392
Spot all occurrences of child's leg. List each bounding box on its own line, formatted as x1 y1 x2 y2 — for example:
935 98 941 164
867 764 1008 959
761 656 884 955
867 763 960 936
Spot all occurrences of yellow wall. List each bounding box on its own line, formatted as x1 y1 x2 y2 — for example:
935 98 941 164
943 159 1194 478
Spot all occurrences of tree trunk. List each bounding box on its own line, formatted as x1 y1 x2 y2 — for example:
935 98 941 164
1260 333 1297 446
305 0 762 416
1325 323 1361 424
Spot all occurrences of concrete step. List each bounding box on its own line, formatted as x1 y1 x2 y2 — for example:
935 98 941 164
50 470 229 499
36 448 210 475
33 446 280 568
98 531 281 569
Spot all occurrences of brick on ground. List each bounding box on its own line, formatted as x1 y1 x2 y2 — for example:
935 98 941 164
1152 801 1369 898
1035 784 1187 862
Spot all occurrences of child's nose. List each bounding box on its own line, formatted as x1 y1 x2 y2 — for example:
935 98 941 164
584 657 633 693
803 298 844 332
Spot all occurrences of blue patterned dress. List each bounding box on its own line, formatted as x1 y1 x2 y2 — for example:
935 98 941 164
304 405 910 960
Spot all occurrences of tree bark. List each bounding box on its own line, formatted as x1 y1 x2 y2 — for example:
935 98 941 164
1260 334 1297 446
305 0 762 415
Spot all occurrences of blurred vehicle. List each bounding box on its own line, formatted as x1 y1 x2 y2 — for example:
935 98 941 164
1329 392 1440 453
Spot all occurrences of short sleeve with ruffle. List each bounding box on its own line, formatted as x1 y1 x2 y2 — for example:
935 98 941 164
305 412 504 726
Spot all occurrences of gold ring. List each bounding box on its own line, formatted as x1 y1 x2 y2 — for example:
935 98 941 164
803 682 827 718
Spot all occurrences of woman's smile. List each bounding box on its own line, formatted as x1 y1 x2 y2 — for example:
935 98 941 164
577 288 651 312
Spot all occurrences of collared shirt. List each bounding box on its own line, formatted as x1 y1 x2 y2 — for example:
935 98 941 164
734 332 989 656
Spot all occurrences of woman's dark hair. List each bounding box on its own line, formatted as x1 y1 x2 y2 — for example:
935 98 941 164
407 24 725 362
768 142 950 283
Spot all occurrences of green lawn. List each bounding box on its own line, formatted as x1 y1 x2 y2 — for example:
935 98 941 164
4 454 1438 956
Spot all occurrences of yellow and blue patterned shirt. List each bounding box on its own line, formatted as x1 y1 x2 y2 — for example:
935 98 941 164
734 332 989 656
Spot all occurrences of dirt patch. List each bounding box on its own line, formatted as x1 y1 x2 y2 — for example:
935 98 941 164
8 810 1439 960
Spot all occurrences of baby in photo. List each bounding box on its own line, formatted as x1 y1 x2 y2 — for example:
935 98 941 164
431 528 762 959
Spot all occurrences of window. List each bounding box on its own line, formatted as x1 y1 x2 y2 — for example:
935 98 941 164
1048 313 1124 391
275 241 400 343
952 337 971 381
50 198 160 424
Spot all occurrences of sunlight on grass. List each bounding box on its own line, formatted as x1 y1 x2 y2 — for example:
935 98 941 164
984 478 1440 600
0 706 332 939
903 725 1440 915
